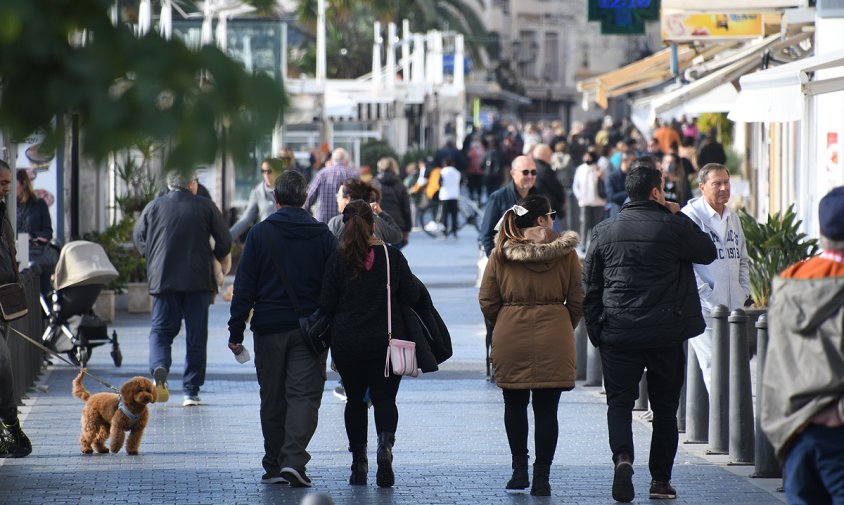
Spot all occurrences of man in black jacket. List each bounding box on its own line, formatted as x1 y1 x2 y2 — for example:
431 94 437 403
582 160 716 503
531 144 566 228
133 171 231 407
479 155 540 257
227 171 337 487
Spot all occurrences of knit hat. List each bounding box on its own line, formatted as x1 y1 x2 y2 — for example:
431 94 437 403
819 186 844 241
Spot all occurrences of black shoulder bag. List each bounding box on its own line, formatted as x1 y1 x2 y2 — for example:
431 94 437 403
263 227 330 355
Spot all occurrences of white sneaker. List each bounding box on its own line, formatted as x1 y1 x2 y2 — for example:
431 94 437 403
182 395 201 407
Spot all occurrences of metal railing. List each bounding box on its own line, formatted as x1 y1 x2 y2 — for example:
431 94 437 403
5 269 46 408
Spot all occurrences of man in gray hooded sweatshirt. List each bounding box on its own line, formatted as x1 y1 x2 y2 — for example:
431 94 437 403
681 163 750 391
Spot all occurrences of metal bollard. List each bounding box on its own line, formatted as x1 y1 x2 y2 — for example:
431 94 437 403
708 305 729 454
753 314 781 477
584 336 603 387
685 343 709 443
634 373 648 411
575 320 587 381
729 308 754 464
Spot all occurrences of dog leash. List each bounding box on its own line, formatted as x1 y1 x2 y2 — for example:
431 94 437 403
7 325 119 392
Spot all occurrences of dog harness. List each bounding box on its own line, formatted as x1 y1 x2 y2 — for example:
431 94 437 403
117 396 141 427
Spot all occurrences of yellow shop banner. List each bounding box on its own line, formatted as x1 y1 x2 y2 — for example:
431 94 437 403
661 11 765 41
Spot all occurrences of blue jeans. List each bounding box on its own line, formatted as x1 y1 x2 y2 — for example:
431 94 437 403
784 425 844 505
148 291 213 396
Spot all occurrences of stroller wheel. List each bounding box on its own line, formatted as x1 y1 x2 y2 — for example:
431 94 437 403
111 344 122 367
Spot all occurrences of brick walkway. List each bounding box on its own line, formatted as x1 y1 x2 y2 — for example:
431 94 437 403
0 229 784 504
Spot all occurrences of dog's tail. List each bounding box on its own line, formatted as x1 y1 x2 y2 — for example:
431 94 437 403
72 368 90 402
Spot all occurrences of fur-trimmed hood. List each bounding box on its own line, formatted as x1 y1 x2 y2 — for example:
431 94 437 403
502 228 579 265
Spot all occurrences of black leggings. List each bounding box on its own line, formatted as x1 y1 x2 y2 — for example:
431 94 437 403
334 358 402 447
502 388 563 465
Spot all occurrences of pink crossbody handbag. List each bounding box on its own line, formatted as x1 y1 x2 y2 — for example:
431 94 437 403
382 244 418 377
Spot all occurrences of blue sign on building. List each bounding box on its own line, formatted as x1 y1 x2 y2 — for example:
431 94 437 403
588 0 660 35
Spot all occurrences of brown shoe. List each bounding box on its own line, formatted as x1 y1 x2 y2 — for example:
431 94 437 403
649 480 677 499
612 453 634 503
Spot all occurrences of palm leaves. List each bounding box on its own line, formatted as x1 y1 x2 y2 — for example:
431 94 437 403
739 204 819 307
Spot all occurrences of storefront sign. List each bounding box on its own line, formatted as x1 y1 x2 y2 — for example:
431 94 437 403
661 11 765 41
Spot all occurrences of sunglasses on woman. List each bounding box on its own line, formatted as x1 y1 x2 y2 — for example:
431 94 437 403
545 211 556 218
520 169 538 176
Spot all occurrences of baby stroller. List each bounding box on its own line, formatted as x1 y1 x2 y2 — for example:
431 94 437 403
40 240 122 367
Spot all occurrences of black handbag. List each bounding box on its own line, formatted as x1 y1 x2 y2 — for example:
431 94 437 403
0 283 28 321
263 227 330 355
30 242 59 269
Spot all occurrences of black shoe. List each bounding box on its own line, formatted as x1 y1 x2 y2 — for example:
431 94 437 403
280 466 313 488
612 454 634 503
260 472 288 484
349 444 368 486
4 419 31 456
649 480 677 499
505 455 529 490
0 423 28 458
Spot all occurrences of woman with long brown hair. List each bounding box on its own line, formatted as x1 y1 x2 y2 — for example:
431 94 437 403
479 194 583 496
16 169 54 295
320 199 421 488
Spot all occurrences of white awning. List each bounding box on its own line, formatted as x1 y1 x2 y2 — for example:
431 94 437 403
729 49 844 122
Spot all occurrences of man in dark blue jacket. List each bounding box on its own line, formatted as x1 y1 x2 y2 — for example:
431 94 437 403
479 155 540 257
133 171 231 407
582 160 716 503
228 170 337 488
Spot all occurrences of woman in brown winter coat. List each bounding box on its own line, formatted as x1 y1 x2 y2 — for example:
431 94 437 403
479 194 583 497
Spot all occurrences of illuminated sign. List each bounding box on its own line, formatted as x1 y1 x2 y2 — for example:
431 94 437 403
588 0 660 35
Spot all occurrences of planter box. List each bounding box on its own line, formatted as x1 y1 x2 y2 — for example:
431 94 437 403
93 289 116 322
127 282 152 313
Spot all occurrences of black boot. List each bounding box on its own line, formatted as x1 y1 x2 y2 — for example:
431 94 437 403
376 432 395 488
505 455 530 490
530 463 551 496
349 444 368 485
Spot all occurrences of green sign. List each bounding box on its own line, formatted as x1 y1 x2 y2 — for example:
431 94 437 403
588 0 661 35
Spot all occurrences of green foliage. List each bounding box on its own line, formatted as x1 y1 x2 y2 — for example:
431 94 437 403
360 139 398 171
739 204 819 307
0 0 287 172
114 140 159 215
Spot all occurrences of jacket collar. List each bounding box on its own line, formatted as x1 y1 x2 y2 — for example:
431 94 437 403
502 230 579 263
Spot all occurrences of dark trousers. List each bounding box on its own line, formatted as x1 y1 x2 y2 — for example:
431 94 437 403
148 291 213 395
334 358 402 447
601 343 685 482
440 199 460 236
0 325 16 423
784 425 844 505
467 174 484 203
502 388 563 465
254 328 326 474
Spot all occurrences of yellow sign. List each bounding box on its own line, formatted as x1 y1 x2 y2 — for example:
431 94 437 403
661 11 765 41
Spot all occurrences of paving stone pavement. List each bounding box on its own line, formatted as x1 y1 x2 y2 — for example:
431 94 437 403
0 229 785 504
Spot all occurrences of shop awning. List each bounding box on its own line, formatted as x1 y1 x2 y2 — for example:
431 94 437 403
646 33 808 122
729 49 844 122
576 43 734 109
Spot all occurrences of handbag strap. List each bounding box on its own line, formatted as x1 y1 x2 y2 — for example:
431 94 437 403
383 243 391 340
262 224 305 316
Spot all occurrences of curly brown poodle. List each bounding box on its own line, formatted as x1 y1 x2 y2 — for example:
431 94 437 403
72 368 156 455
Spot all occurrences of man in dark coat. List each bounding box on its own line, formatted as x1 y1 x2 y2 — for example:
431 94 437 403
479 155 540 257
696 129 727 168
133 171 232 406
582 160 716 503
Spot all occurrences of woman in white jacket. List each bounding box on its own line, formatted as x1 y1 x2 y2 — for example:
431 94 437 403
680 163 750 391
572 151 607 249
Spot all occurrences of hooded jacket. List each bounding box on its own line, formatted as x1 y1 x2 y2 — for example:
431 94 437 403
582 200 717 349
760 257 844 461
681 196 750 313
376 171 412 232
479 229 583 389
228 207 338 343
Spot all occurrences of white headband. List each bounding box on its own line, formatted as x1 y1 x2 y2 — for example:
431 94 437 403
493 204 528 232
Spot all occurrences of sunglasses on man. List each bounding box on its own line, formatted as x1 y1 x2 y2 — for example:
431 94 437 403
520 169 538 176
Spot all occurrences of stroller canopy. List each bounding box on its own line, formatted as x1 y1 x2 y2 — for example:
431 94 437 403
54 241 119 291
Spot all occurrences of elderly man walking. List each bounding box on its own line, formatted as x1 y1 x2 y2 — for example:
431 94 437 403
133 171 231 406
761 186 844 505
303 148 358 223
681 163 750 391
479 155 541 257
228 171 337 487
582 160 716 502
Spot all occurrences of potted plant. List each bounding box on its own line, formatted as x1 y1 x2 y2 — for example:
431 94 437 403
739 204 819 308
